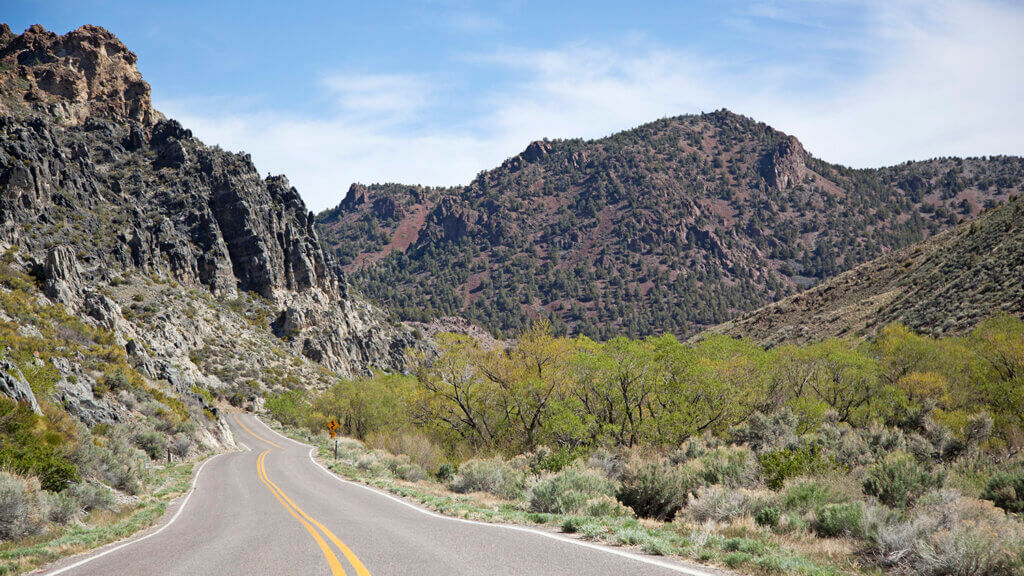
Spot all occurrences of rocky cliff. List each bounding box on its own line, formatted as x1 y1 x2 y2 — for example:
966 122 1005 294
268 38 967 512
0 25 417 442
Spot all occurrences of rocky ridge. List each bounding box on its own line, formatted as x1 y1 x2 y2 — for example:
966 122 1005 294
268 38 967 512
712 195 1024 345
318 112 1024 339
0 24 417 444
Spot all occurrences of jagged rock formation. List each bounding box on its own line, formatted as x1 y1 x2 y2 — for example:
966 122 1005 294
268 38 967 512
712 196 1024 345
0 24 158 126
318 112 1024 339
0 23 416 379
0 24 420 456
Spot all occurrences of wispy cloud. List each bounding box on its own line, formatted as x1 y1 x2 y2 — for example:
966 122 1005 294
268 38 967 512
320 73 431 122
157 0 1024 212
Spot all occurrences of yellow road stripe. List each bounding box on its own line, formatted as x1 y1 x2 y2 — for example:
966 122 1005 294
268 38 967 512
257 450 347 576
260 458 373 576
234 413 284 449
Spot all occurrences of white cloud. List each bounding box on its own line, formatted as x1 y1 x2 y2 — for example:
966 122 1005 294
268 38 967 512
156 0 1024 212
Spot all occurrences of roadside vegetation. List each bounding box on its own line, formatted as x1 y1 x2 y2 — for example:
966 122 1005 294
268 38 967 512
0 251 206 574
267 317 1024 576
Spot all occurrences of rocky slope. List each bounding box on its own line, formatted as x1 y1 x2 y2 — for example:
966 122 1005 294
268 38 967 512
318 112 1024 339
0 24 417 451
711 195 1024 345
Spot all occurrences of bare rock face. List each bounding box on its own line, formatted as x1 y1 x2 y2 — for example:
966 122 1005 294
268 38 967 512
0 359 42 414
43 245 83 306
0 24 417 380
758 135 808 190
0 24 159 126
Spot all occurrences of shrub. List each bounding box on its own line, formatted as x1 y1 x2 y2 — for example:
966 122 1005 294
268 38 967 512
781 478 847 512
449 458 526 499
697 446 757 488
0 471 39 539
586 448 625 480
616 460 701 521
436 462 456 482
864 452 944 509
561 516 588 533
366 430 445 476
35 457 80 492
169 435 192 459
0 398 81 491
814 502 864 538
982 464 1024 514
134 428 167 461
528 465 615 514
687 485 753 523
730 409 799 453
755 505 781 528
585 495 633 518
70 482 116 511
614 525 650 546
863 491 1024 576
759 444 832 490
395 463 426 482
42 490 79 524
108 463 141 495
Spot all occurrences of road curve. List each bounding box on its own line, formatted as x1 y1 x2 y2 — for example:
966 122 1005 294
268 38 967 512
37 413 730 576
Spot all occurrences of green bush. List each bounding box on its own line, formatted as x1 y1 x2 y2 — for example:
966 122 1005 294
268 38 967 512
982 465 1024 514
755 505 781 528
0 399 80 492
133 428 167 461
449 458 526 499
759 445 832 490
814 502 863 538
436 462 456 482
863 452 944 509
264 389 309 427
560 516 588 533
781 478 847 512
616 460 700 521
528 465 615 514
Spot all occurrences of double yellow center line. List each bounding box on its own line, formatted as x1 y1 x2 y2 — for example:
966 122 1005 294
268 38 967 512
234 414 370 576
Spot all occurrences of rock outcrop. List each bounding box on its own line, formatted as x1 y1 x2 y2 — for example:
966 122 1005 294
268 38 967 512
0 24 417 377
0 359 42 414
0 24 159 126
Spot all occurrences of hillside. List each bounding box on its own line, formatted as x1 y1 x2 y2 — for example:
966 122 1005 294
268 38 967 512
317 112 1024 339
711 194 1024 345
0 22 417 549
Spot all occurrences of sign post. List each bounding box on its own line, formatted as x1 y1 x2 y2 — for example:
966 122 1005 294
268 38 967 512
327 420 340 461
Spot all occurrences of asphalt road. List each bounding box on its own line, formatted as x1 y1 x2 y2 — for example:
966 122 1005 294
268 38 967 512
38 413 730 576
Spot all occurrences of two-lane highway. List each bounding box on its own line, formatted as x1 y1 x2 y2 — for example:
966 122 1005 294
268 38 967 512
39 413 728 576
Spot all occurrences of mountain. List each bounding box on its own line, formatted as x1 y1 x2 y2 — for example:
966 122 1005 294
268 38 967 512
0 24 415 448
711 194 1024 345
316 112 1024 339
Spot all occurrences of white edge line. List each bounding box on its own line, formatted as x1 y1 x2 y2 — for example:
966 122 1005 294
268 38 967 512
42 452 224 576
252 416 720 576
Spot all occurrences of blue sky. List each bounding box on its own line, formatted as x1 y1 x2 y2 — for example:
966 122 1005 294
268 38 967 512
7 1 1024 211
